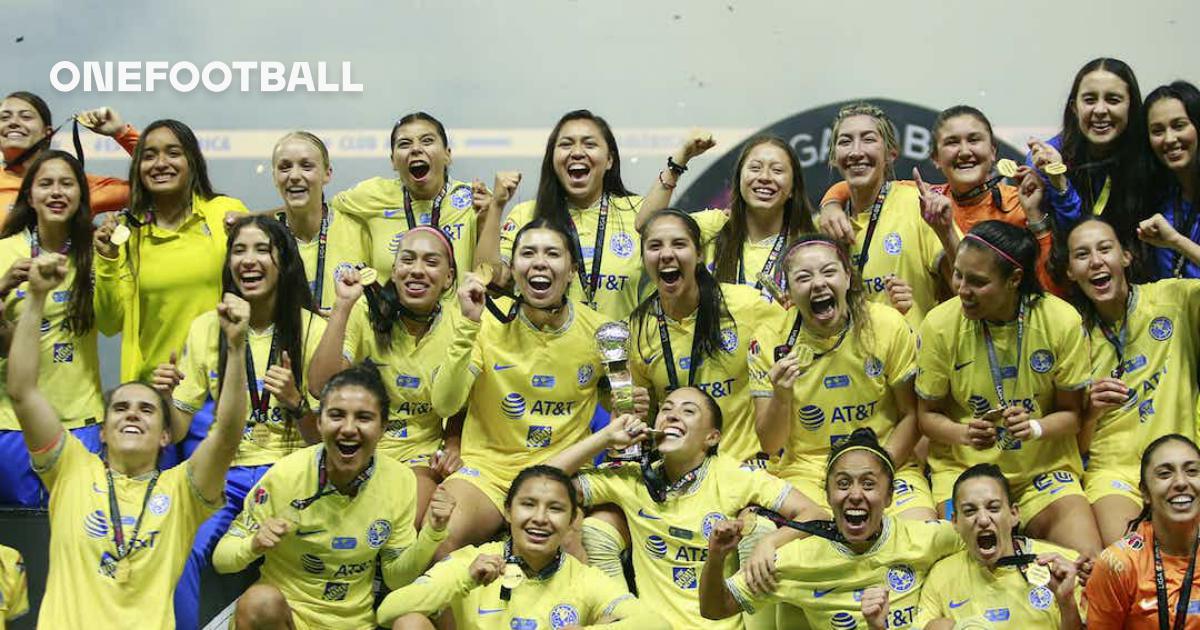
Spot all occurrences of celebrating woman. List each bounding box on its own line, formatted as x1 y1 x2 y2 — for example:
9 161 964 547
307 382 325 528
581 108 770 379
1061 217 1200 544
751 235 933 520
0 151 119 507
916 220 1101 556
1139 81 1200 280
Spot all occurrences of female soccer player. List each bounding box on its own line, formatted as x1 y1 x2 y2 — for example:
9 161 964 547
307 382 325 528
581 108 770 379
331 112 484 282
1140 81 1200 280
546 387 821 630
6 253 249 629
700 428 963 629
497 109 644 319
1026 58 1147 231
309 226 472 525
916 220 1102 556
916 463 1082 628
0 92 140 221
377 464 667 629
1062 218 1200 544
271 131 370 313
157 216 326 629
431 218 610 554
638 133 816 300
1086 434 1200 629
0 151 119 507
630 208 784 464
215 365 456 630
751 235 934 520
95 118 249 382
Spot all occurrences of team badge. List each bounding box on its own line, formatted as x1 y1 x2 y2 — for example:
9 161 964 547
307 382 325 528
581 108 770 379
52 289 71 303
1028 585 1053 610
700 512 726 540
332 262 355 284
502 393 526 419
1150 316 1174 341
549 604 580 629
882 232 903 255
577 364 594 386
366 519 391 548
148 493 171 516
253 487 269 505
886 564 916 593
610 232 635 259
450 185 473 210
1029 349 1055 374
644 535 667 559
864 356 884 378
720 329 738 353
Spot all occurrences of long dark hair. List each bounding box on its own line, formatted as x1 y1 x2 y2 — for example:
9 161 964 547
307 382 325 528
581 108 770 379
318 363 389 420
505 464 579 516
216 217 316 426
1 150 94 334
364 226 457 348
2 91 53 169
1144 81 1200 210
390 112 450 182
1055 216 1137 328
780 234 873 349
960 220 1044 301
1127 433 1200 535
509 216 581 301
1059 58 1148 234
128 119 217 215
533 110 635 237
714 136 816 284
632 208 730 363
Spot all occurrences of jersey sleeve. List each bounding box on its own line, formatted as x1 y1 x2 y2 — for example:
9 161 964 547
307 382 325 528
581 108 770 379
913 561 950 627
914 312 952 399
575 463 640 508
173 315 213 413
821 181 851 207
747 324 778 398
213 470 274 574
1175 279 1200 334
882 312 918 386
582 566 668 628
725 567 777 614
342 301 370 363
84 172 132 215
725 461 790 512
380 471 444 588
376 545 481 625
691 209 730 246
32 432 86 495
1052 308 1091 391
429 313 481 418
1083 546 1135 630
329 178 383 220
0 548 28 621
499 201 534 262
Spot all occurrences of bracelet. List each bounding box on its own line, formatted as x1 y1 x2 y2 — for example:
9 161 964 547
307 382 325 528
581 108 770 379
657 170 677 190
1026 214 1052 235
667 156 688 176
1028 419 1043 440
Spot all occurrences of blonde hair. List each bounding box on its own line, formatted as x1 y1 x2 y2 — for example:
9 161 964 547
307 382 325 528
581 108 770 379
272 130 331 170
826 102 900 179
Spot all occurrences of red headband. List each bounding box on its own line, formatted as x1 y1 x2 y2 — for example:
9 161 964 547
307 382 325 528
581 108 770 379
964 233 1022 271
400 226 456 270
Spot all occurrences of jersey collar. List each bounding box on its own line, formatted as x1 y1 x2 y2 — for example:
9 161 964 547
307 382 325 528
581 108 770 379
831 514 893 558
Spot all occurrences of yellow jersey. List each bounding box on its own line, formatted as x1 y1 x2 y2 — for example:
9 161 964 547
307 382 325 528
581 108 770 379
174 309 327 467
34 434 219 629
915 538 1079 628
726 517 963 628
500 195 644 320
915 295 1091 489
0 232 113 430
630 283 786 461
576 455 792 630
376 540 662 630
749 302 917 481
214 444 440 630
690 208 798 302
280 206 370 313
454 302 610 482
330 177 477 283
96 194 250 381
1086 280 1200 477
342 299 466 463
0 545 27 625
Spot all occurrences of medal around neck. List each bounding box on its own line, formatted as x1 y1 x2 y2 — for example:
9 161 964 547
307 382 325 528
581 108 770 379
1025 562 1051 587
475 262 495 286
501 563 525 590
792 344 815 370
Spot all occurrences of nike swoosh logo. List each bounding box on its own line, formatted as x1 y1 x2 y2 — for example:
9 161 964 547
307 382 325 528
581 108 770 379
642 352 661 366
637 508 662 520
954 360 974 371
477 607 503 615
295 528 327 537
949 599 970 609
493 363 516 371
813 588 835 598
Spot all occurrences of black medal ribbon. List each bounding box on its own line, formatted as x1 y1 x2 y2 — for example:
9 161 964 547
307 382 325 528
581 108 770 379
566 194 609 307
1153 529 1200 630
653 294 704 391
403 182 452 230
104 465 161 562
277 205 331 306
289 447 375 510
980 297 1026 409
245 330 281 428
850 181 892 274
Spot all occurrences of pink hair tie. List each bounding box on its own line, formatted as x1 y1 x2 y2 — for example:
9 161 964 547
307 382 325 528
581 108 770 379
964 233 1022 271
401 225 456 268
783 239 851 270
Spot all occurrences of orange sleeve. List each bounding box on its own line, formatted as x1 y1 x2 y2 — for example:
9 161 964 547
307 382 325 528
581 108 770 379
85 173 131 215
113 124 140 156
1084 546 1135 630
820 181 851 207
1034 231 1067 297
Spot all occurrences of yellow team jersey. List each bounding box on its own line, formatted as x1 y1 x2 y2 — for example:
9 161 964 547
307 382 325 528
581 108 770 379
748 302 916 481
846 184 944 327
690 208 792 301
35 434 219 629
457 302 609 482
330 177 477 284
215 445 437 630
0 233 109 430
630 283 786 462
1086 281 1200 482
0 544 28 625
915 538 1078 628
500 195 644 320
915 295 1091 498
726 517 964 628
343 299 465 463
576 455 792 630
280 207 370 313
174 309 327 467
377 540 654 629
96 194 249 381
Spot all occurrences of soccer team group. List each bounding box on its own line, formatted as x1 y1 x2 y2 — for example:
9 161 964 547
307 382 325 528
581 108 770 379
0 56 1197 629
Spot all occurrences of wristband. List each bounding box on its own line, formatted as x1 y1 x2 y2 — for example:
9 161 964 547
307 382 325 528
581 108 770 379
1026 214 1052 235
667 156 688 176
657 170 677 190
1028 419 1043 440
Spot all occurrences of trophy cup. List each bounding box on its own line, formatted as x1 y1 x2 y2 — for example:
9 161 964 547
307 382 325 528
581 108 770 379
596 322 640 460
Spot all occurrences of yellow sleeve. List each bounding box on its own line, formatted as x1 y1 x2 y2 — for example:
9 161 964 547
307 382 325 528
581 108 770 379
376 545 481 625
93 247 128 336
1052 306 1091 391
739 466 792 512
212 474 267 574
913 562 949 626
429 314 481 418
329 178 385 220
725 568 775 614
692 209 730 246
915 310 952 399
0 549 27 621
881 310 918 386
499 201 535 262
32 432 85 494
575 463 640 508
173 314 213 413
581 569 667 629
381 524 447 589
342 301 369 363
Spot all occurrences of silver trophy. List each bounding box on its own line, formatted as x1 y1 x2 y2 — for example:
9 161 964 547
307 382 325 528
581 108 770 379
596 322 640 459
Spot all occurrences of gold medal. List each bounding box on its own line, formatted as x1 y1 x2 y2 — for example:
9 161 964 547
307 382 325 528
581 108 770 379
1044 162 1068 176
740 518 756 537
358 267 378 286
996 159 1018 178
501 563 525 590
792 344 815 369
475 262 496 286
110 224 131 246
1025 562 1051 587
114 560 132 584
